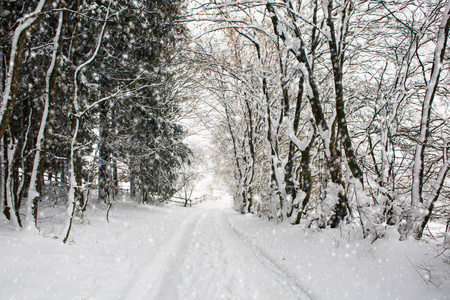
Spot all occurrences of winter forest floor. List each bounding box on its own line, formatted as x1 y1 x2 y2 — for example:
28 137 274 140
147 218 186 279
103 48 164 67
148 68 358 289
1 193 449 300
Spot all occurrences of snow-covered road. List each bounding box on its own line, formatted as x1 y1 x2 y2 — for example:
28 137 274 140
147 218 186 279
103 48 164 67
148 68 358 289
0 195 312 300
124 199 310 300
1 194 449 300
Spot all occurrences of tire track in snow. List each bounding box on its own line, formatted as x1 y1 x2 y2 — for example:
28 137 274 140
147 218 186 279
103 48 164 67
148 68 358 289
181 208 311 300
177 212 238 299
122 203 313 300
220 212 314 300
124 209 202 300
178 209 302 300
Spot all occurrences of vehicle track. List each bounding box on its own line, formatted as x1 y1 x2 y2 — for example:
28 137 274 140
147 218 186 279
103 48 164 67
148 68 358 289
221 211 313 300
123 203 312 300
124 209 202 300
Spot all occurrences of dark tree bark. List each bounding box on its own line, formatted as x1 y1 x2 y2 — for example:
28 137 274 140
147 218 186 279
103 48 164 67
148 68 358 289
98 99 110 203
0 0 49 141
267 2 350 226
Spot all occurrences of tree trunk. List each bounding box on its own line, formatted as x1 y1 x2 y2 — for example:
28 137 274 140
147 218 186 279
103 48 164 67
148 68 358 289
417 149 449 239
63 6 110 243
267 3 348 225
129 162 137 197
98 99 110 203
26 9 64 230
402 1 450 240
294 129 316 225
324 0 364 186
112 154 118 196
244 99 255 213
0 140 4 219
224 102 247 213
0 0 49 141
285 77 304 217
3 133 21 227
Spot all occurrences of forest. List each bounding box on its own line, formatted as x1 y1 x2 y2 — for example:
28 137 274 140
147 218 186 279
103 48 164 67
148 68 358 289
1 0 450 299
1 0 450 247
187 0 450 244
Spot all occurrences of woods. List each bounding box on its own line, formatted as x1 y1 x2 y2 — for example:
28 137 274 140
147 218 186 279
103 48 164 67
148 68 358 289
1 0 190 241
0 0 449 247
189 0 450 242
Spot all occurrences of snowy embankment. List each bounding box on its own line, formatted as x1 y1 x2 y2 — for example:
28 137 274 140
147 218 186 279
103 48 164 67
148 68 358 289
1 194 449 300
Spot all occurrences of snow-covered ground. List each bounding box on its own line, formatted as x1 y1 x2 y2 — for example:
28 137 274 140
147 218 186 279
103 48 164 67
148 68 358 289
1 193 449 300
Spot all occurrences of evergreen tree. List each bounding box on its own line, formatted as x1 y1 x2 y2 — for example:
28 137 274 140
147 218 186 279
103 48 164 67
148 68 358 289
0 0 191 231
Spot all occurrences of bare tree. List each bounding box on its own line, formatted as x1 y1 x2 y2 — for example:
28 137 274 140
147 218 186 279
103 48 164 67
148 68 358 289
403 0 450 240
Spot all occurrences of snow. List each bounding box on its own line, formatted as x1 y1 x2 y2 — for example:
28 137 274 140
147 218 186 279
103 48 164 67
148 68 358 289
1 192 449 300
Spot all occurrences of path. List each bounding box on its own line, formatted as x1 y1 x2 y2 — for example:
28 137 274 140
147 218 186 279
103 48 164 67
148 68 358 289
123 199 312 300
2 194 448 300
